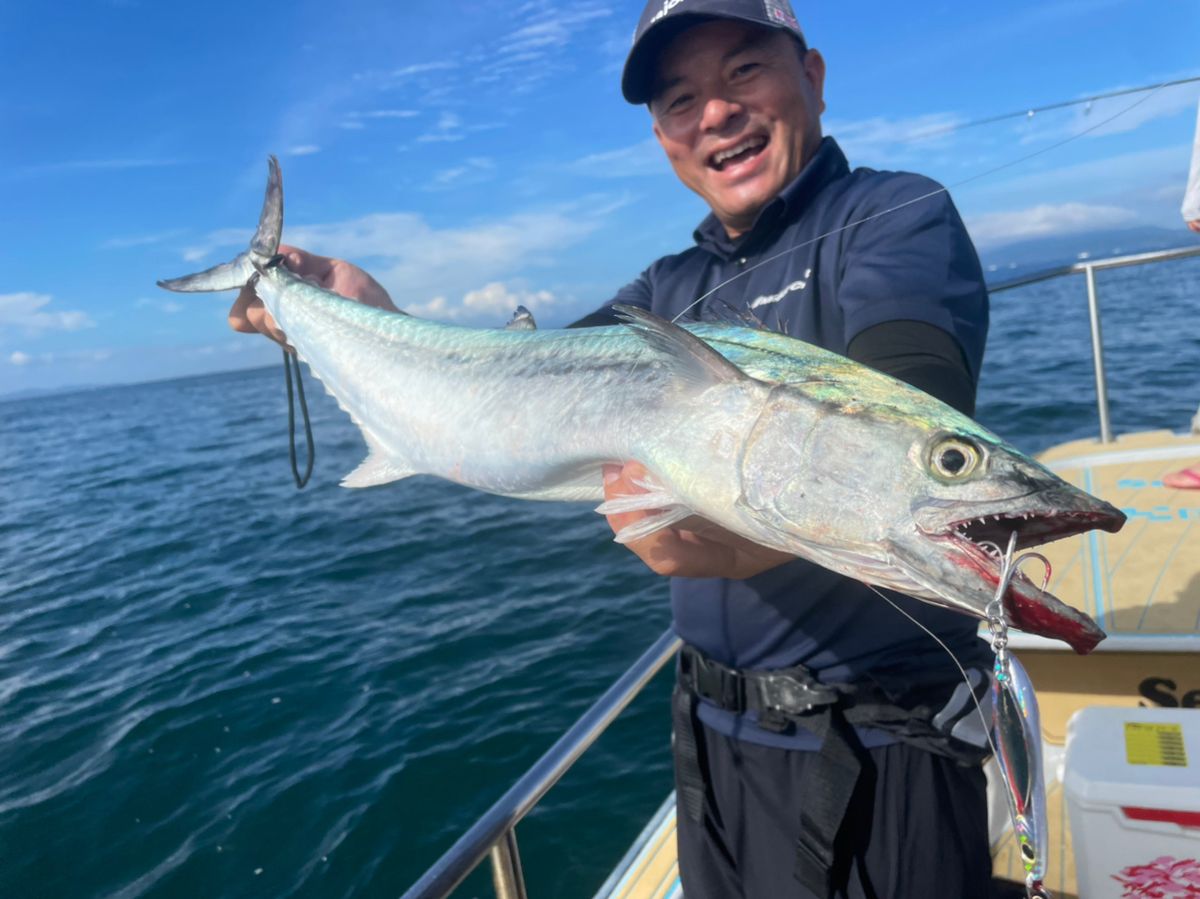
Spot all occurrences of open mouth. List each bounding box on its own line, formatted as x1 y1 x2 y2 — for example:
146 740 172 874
940 506 1125 654
709 135 768 171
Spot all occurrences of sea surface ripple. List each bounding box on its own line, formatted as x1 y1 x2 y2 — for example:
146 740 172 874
1 256 1197 898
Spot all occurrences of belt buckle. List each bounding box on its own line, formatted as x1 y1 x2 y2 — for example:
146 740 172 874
759 670 837 717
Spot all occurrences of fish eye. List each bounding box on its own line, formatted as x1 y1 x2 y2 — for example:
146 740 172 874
930 437 981 479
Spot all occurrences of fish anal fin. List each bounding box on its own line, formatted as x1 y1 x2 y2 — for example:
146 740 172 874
341 453 415 488
340 429 414 488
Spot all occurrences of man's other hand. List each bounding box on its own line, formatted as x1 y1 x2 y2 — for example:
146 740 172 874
228 245 399 348
602 462 794 579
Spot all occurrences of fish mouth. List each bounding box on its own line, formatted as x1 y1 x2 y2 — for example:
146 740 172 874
931 500 1125 654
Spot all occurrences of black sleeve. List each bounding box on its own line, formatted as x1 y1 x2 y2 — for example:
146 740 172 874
846 319 977 417
568 268 654 329
568 307 623 328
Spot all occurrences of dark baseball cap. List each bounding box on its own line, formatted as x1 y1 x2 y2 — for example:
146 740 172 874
621 0 806 105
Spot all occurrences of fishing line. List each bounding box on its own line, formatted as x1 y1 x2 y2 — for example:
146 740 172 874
283 348 315 488
862 534 1054 898
669 76 1181 324
860 581 1003 761
907 74 1200 141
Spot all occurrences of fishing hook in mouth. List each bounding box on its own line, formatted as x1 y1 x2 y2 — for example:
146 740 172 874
982 531 1053 648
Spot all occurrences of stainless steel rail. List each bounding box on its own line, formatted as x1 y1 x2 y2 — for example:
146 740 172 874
988 244 1200 443
400 629 683 899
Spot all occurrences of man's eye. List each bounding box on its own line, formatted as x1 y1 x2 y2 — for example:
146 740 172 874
731 62 760 79
666 93 693 113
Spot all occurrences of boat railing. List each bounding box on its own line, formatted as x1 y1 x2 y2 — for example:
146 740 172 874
988 243 1200 444
400 629 683 899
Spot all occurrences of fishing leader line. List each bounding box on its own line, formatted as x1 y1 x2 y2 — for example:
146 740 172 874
862 534 1056 899
670 75 1192 325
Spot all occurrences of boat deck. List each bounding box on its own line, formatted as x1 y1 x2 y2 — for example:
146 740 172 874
592 796 680 899
1029 429 1200 649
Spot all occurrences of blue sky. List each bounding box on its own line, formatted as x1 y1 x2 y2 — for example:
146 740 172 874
2 0 1198 394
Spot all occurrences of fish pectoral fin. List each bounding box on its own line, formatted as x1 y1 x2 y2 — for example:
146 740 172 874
594 484 676 515
613 304 750 390
341 452 415 488
610 507 694 545
595 475 695 543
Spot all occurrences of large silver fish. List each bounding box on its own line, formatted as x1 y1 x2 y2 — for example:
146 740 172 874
160 158 1125 653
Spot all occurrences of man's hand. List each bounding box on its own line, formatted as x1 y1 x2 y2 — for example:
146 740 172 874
228 245 399 347
602 461 794 579
1189 219 1200 234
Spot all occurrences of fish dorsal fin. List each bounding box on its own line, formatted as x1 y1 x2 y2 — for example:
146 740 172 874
340 429 415 488
613 304 749 389
504 305 537 330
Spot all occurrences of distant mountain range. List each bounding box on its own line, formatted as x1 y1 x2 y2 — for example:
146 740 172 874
979 226 1200 286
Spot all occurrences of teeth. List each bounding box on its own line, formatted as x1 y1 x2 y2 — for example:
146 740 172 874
713 137 765 165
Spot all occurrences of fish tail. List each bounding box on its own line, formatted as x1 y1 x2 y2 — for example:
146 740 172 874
157 156 283 293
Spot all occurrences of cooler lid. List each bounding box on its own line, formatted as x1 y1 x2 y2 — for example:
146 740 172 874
1062 706 1200 808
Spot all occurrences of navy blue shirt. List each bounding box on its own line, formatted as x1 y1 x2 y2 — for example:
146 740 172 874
591 138 992 747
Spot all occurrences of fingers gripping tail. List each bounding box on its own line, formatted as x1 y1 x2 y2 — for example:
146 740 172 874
157 156 284 294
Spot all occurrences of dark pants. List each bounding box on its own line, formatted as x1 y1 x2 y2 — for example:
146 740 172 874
674 719 993 899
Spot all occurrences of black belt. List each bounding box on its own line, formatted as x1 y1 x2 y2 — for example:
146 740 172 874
679 643 845 732
673 644 987 897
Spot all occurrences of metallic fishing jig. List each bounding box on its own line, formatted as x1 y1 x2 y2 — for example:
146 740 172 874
985 532 1053 899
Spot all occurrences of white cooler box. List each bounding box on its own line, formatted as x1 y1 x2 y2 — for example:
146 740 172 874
1063 706 1200 899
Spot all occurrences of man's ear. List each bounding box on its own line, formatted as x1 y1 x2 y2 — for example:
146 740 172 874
803 48 827 115
652 117 677 159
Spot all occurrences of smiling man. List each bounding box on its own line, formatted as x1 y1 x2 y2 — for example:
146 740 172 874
577 1 995 897
229 0 994 894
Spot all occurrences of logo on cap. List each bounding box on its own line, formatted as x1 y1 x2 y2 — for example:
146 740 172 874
763 0 799 29
650 0 687 25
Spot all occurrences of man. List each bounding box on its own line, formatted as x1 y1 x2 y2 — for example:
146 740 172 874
231 1 994 895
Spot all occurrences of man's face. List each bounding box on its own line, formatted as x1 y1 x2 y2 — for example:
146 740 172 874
649 20 825 238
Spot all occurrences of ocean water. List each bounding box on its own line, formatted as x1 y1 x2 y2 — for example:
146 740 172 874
2 256 1198 899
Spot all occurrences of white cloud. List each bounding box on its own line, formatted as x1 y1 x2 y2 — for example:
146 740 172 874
0 293 95 335
181 227 249 263
477 2 612 90
101 229 184 250
286 145 321 156
825 112 965 166
569 139 669 178
428 157 494 189
1014 79 1200 145
962 144 1191 207
10 351 30 365
356 109 420 120
16 157 184 177
338 108 421 131
409 282 557 322
417 111 467 143
178 197 619 323
965 202 1137 249
388 61 457 79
